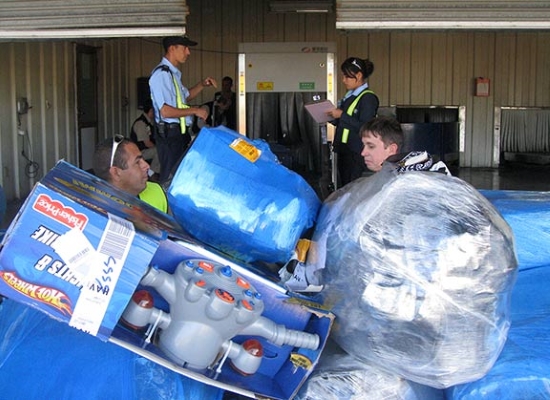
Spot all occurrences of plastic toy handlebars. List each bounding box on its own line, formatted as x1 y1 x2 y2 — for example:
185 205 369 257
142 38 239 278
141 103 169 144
121 259 319 374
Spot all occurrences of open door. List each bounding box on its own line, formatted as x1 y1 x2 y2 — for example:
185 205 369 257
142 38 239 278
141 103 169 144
76 45 98 171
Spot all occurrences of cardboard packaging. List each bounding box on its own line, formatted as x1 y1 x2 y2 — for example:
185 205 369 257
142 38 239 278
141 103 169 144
0 161 333 400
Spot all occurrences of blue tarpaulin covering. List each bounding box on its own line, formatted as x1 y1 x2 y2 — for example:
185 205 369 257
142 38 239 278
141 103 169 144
167 126 321 264
0 298 224 400
447 191 550 399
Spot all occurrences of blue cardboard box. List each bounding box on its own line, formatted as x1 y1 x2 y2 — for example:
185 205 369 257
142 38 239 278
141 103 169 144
0 161 333 400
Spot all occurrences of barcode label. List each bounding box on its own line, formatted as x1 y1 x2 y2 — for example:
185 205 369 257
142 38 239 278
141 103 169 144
69 214 135 336
98 217 133 260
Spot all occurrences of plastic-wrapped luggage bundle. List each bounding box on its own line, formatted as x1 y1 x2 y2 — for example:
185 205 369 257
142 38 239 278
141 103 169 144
0 298 224 400
306 166 518 388
296 340 444 400
167 126 321 264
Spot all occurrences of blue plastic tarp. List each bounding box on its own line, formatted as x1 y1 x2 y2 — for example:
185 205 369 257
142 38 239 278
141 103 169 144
0 298 224 400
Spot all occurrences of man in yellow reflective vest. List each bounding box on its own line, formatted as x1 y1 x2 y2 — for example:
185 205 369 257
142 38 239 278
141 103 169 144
93 136 168 213
149 35 218 183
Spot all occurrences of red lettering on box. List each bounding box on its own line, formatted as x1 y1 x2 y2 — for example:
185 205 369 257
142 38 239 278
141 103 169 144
32 194 88 230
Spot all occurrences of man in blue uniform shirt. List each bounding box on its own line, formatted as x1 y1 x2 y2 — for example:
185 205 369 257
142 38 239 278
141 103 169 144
149 35 217 183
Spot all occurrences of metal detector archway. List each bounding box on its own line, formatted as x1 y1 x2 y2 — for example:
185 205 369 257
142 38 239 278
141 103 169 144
237 42 337 198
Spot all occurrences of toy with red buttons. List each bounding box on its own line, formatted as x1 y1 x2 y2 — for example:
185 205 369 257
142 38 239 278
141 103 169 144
121 258 320 375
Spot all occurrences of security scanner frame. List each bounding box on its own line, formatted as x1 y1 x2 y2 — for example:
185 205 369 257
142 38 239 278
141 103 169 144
237 42 337 198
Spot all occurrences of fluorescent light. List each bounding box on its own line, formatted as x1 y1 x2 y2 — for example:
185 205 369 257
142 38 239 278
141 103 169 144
0 27 185 39
337 20 550 30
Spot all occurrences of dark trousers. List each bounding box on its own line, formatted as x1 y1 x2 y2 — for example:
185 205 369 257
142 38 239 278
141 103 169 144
155 125 191 183
337 145 367 188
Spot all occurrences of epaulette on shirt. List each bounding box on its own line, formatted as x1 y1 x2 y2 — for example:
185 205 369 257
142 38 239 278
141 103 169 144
152 65 171 74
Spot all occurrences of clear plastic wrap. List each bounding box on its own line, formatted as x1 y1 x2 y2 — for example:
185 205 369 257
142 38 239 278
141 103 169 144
0 298 224 400
306 165 518 388
296 340 444 400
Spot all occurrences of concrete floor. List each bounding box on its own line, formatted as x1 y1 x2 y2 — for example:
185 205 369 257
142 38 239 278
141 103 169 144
1 162 549 231
456 163 550 192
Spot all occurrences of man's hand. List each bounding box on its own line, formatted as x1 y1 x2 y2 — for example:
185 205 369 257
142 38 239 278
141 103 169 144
202 77 218 88
194 106 209 121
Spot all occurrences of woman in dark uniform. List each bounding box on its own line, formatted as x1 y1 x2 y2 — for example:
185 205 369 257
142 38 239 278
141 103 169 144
327 57 379 187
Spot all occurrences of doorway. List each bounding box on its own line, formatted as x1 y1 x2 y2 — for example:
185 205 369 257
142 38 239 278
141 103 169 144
498 107 550 165
76 45 98 171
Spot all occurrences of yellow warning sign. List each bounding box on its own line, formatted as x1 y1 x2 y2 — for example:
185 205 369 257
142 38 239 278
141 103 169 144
256 81 274 91
229 138 261 163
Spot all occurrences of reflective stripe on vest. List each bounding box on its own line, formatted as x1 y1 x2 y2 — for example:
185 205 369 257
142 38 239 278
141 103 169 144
169 72 190 134
138 182 168 213
342 89 376 144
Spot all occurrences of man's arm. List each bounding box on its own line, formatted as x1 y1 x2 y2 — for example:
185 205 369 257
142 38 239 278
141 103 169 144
150 69 215 122
187 77 218 101
160 103 208 121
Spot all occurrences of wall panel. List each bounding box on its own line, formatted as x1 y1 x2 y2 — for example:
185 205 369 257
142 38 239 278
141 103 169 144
39 42 54 177
411 34 433 105
263 7 285 42
0 40 77 202
2 0 550 203
367 33 391 107
431 35 450 105
345 31 369 62
468 33 493 167
243 0 263 42
305 13 331 42
219 1 238 81
515 34 536 106
389 33 413 105
494 33 515 106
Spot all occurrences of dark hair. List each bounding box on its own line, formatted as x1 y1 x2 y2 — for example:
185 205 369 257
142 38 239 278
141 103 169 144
222 76 233 85
341 57 374 80
92 136 132 182
143 100 154 114
360 116 404 151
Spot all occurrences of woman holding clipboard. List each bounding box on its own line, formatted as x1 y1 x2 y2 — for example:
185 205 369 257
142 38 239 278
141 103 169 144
327 57 379 187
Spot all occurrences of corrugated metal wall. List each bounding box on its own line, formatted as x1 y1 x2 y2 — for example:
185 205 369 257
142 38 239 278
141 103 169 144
0 0 188 38
1 0 550 203
0 41 76 200
335 0 550 29
184 1 550 169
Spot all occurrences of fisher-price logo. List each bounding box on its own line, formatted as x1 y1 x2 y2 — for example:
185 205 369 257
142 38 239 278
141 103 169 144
32 193 88 230
0 271 73 315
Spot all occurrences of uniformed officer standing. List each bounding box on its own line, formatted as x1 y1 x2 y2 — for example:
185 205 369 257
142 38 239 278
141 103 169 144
326 57 379 188
149 35 217 182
